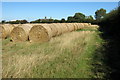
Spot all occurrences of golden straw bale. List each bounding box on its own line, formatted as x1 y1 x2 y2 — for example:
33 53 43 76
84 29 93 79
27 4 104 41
77 23 84 29
73 23 78 30
49 24 58 37
2 24 14 39
66 23 75 32
29 24 52 42
52 23 62 36
10 24 33 42
83 23 90 27
0 25 2 38
60 23 69 33
13 24 22 27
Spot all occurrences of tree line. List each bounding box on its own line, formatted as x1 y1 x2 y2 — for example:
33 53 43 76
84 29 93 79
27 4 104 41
1 8 106 24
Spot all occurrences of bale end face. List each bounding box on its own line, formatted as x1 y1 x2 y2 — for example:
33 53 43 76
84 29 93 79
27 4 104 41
2 24 14 39
10 27 28 42
29 25 50 43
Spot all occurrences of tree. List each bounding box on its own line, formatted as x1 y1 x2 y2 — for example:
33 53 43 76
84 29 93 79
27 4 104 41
49 19 54 23
54 19 60 23
84 15 94 23
74 13 85 19
2 20 6 24
60 18 66 23
99 7 119 36
118 1 120 8
88 15 94 20
95 8 106 21
98 7 120 80
20 20 28 24
45 16 47 19
8 20 28 24
73 13 85 22
67 16 75 22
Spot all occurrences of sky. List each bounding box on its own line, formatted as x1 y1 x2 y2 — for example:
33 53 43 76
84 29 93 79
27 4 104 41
1 0 119 2
2 2 118 21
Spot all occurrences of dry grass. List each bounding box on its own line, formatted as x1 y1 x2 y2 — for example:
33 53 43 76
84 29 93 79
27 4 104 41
3 53 57 77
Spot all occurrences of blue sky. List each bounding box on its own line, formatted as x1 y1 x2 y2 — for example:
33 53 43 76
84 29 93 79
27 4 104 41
2 2 118 21
1 0 119 2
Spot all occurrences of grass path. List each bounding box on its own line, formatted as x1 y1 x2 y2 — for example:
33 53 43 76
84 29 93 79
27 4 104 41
2 28 104 78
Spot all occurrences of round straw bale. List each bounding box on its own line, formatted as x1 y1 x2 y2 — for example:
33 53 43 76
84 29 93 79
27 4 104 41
75 23 80 30
88 23 91 25
48 24 58 37
13 24 22 27
52 23 62 36
64 23 70 32
61 23 70 32
81 23 85 26
71 23 77 31
76 23 84 29
78 23 86 29
0 25 2 38
68 23 75 31
30 23 46 26
60 23 69 33
66 23 75 32
29 24 52 42
56 23 64 34
64 23 71 32
75 23 82 30
90 25 99 27
2 24 14 39
10 24 33 42
73 23 78 30
90 25 99 29
83 23 89 27
77 23 84 29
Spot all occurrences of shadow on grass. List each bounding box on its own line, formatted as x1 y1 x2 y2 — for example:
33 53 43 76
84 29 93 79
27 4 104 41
91 34 120 79
100 34 120 79
92 7 120 80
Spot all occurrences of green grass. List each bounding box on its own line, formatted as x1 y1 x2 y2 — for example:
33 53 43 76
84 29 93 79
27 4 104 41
2 28 104 78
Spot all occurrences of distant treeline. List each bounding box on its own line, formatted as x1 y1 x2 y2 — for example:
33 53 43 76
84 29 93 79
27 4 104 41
1 8 107 24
